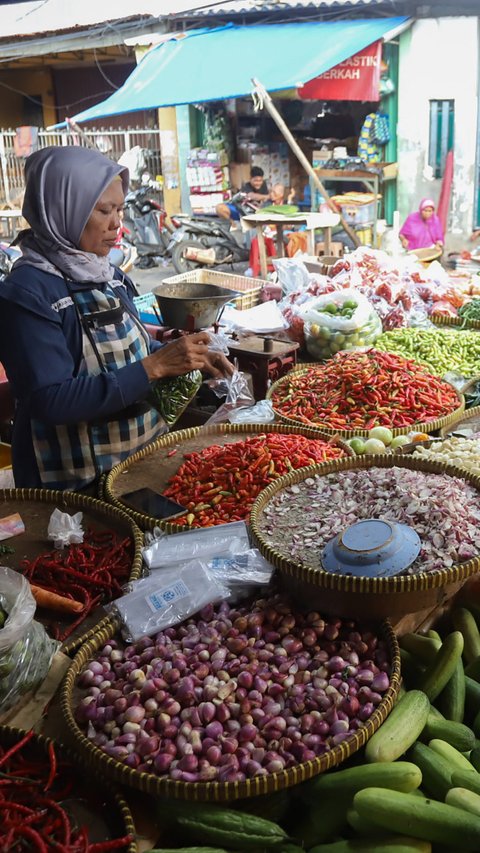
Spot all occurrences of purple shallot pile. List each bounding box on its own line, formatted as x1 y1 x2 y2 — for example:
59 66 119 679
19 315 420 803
74 595 392 783
260 467 480 574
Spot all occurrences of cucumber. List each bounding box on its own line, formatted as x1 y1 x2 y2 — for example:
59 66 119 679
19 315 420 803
418 632 464 702
465 676 480 723
470 747 480 772
347 807 388 838
309 840 432 853
464 657 480 682
408 742 453 799
438 658 465 722
445 786 480 817
304 761 422 797
451 769 480 795
354 787 480 849
473 707 480 738
400 648 423 687
400 633 441 665
428 738 475 773
365 691 430 763
422 716 475 752
452 608 480 664
427 629 442 641
175 806 288 849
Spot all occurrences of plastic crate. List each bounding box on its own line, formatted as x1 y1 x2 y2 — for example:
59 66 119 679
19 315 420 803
337 200 376 226
162 269 264 311
133 291 161 325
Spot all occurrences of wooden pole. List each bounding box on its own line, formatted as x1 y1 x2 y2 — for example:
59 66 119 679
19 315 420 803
251 78 360 248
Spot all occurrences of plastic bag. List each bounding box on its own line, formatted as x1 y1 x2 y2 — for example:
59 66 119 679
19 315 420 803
209 549 274 588
272 257 310 295
228 399 275 424
207 331 231 355
142 521 250 570
0 567 59 712
148 370 202 426
108 561 230 641
204 370 255 426
301 289 382 361
47 508 84 549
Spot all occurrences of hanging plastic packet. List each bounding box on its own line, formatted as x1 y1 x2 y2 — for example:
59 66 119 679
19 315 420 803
142 521 250 570
147 369 203 426
108 560 230 642
204 370 257 426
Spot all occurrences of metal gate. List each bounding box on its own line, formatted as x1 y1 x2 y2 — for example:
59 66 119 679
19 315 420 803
0 127 163 206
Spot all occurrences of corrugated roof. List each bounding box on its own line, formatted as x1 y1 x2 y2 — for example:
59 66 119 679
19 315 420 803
171 0 382 16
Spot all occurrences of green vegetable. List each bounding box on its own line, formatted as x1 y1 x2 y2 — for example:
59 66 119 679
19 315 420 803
438 656 465 722
418 631 464 701
445 786 480 817
365 691 430 763
304 762 422 798
428 738 474 773
309 840 432 853
148 370 202 425
451 769 480 795
174 805 289 849
376 327 480 377
354 787 480 849
422 715 475 752
458 299 480 321
452 608 480 664
408 742 453 799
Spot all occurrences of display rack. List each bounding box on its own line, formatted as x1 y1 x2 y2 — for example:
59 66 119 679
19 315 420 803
186 149 231 215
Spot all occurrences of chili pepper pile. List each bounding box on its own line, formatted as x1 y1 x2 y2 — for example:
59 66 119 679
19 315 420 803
19 530 133 642
376 327 480 377
270 350 460 431
163 432 347 527
0 730 133 851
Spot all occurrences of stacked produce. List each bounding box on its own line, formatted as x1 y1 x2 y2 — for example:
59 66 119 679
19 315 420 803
269 351 460 431
376 328 480 377
347 428 429 456
163 433 347 528
74 594 393 784
145 603 480 851
413 435 480 475
0 730 133 850
302 290 381 361
259 466 480 573
19 530 133 642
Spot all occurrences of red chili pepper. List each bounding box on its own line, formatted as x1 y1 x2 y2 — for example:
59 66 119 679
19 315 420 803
44 741 57 792
0 730 35 768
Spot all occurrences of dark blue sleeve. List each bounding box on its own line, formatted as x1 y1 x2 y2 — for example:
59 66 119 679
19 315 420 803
0 296 152 427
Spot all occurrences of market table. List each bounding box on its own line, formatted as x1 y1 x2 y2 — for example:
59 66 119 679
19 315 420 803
241 210 340 278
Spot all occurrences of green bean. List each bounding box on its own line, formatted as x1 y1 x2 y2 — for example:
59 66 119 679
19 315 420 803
148 370 203 425
376 328 480 377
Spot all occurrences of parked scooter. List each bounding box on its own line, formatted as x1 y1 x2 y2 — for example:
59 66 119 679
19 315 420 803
168 206 251 275
122 177 173 268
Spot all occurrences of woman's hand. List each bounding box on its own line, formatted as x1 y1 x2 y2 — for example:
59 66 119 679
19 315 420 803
142 332 234 381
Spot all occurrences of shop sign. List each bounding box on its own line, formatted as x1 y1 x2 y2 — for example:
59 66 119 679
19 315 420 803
298 40 382 101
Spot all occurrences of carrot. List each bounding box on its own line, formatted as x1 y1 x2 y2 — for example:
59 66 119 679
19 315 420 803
29 584 84 614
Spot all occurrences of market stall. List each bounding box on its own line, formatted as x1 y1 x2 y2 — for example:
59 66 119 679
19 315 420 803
4 244 480 851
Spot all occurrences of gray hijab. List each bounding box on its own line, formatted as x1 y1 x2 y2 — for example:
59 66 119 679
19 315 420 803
14 146 129 284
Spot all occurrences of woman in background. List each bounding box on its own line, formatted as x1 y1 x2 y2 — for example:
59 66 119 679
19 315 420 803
399 198 444 252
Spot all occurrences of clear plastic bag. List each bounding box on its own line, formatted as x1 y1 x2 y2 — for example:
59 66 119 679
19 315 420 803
47 508 84 550
209 549 274 588
148 370 202 426
272 257 310 295
142 521 250 570
301 289 382 361
0 567 59 712
204 370 256 426
108 561 230 642
227 399 275 424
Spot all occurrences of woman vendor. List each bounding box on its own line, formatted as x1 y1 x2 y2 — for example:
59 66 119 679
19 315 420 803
0 147 232 492
399 198 444 252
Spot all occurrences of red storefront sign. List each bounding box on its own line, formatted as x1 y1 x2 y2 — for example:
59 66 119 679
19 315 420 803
299 40 382 101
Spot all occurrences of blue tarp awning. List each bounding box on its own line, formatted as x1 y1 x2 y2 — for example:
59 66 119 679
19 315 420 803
64 18 408 124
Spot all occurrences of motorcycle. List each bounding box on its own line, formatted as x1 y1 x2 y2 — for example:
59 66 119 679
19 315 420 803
122 178 173 268
168 193 253 274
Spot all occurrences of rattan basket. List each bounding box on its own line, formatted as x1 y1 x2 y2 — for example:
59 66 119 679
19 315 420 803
0 725 136 851
162 268 264 311
431 313 480 331
103 423 352 532
0 488 143 655
61 615 400 802
438 404 480 438
250 454 480 620
266 366 465 439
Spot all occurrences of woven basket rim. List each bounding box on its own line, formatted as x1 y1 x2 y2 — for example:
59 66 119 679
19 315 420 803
439 404 480 438
249 454 480 594
60 615 401 802
266 363 465 438
0 723 137 852
0 488 144 656
103 423 353 532
432 313 480 330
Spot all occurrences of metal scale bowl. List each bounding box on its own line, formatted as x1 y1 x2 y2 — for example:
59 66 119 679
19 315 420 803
153 282 239 332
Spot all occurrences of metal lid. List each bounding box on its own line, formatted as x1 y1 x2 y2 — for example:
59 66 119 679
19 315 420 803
321 518 421 578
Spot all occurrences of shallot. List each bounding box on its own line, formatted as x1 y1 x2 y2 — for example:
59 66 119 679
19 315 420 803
74 595 391 783
260 467 480 574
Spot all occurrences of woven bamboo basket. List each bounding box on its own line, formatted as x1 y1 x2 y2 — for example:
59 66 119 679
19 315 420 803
431 313 480 331
0 489 143 655
250 454 480 620
61 616 400 802
0 725 136 851
438 404 480 438
103 423 352 532
162 268 264 311
266 366 465 439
